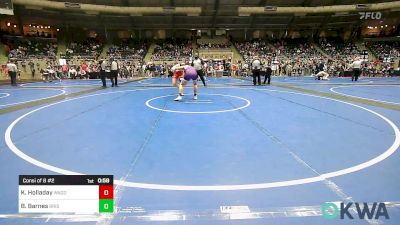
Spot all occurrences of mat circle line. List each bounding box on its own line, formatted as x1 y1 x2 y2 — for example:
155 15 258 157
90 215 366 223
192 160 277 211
0 93 11 99
19 79 129 88
330 85 400 105
272 77 373 85
0 88 66 107
145 93 251 114
4 87 400 191
137 78 245 86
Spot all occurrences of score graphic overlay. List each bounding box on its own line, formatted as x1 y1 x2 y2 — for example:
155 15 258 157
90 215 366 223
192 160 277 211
19 175 114 214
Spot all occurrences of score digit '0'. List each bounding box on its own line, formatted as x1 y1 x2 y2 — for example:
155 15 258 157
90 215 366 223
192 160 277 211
98 178 110 184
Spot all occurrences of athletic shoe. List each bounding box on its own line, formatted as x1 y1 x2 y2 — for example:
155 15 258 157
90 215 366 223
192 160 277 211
174 95 183 101
193 95 198 100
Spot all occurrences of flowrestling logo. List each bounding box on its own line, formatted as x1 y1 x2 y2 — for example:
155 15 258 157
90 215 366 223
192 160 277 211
359 12 382 20
322 202 389 220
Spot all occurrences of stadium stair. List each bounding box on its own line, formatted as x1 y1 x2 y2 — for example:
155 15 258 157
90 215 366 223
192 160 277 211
192 41 198 55
0 44 8 63
311 43 333 60
197 37 232 46
267 43 289 62
143 43 157 63
98 44 111 60
0 43 8 81
56 41 66 59
356 41 376 62
230 43 244 63
0 43 38 80
0 43 9 64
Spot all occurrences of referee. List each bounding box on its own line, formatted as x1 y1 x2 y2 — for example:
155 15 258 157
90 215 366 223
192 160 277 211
251 57 261 85
193 56 206 86
7 60 18 86
351 56 362 82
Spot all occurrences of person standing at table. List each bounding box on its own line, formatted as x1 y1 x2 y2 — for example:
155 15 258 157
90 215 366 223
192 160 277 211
7 60 18 86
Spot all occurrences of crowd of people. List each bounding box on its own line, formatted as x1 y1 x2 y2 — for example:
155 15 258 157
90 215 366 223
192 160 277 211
1 56 149 83
320 40 360 61
235 40 329 76
279 41 329 75
1 36 58 80
366 41 400 61
235 41 275 62
151 40 192 61
32 60 147 82
64 38 103 59
317 40 398 76
198 43 231 49
106 42 147 61
234 39 399 77
4 37 57 60
2 35 399 85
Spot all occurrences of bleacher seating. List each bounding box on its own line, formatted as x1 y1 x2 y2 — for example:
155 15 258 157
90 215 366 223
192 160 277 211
197 37 229 45
3 36 57 60
366 41 400 60
62 38 103 60
103 41 147 78
151 40 192 61
106 41 148 61
320 39 361 62
198 43 231 49
234 40 275 62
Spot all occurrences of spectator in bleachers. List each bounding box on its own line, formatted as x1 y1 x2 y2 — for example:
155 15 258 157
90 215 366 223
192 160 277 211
366 41 399 60
65 38 103 60
198 43 231 49
151 40 192 61
107 40 147 62
4 37 57 60
68 66 77 79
